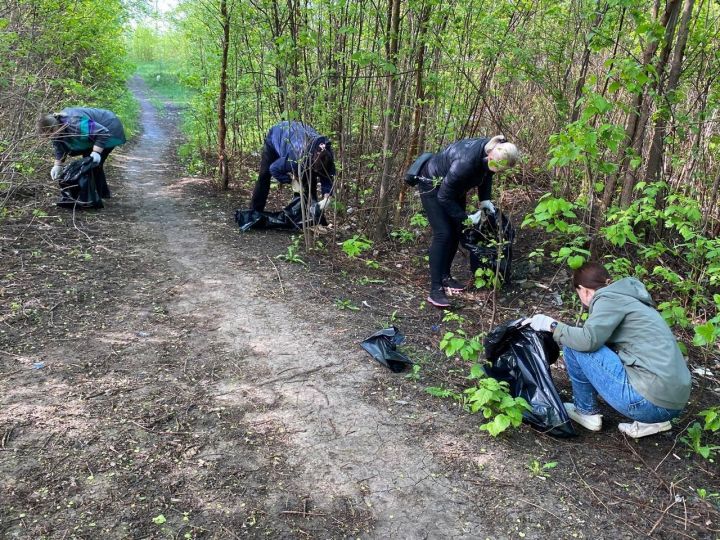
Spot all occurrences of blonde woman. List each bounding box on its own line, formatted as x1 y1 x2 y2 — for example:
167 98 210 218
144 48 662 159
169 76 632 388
414 135 519 307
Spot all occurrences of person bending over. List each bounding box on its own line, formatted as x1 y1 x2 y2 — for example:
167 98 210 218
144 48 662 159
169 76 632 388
525 262 691 438
250 121 336 212
38 108 127 198
415 135 518 308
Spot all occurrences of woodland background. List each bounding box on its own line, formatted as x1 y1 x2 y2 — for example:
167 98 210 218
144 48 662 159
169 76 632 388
2 0 719 352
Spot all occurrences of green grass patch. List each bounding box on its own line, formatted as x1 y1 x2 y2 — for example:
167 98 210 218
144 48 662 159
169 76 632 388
134 61 195 106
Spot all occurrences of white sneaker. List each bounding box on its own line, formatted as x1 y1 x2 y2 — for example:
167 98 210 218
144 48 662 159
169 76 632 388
564 402 602 431
618 421 672 438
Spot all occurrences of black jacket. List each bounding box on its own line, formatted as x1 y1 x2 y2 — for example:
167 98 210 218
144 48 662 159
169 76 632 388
420 137 494 225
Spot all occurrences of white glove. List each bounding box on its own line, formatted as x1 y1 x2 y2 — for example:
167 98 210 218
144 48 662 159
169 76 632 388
89 151 102 166
290 176 302 194
50 165 63 180
318 196 331 210
479 200 495 214
468 209 485 226
523 314 557 333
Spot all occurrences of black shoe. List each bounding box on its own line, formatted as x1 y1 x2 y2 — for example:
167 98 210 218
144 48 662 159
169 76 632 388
427 287 450 308
442 276 467 292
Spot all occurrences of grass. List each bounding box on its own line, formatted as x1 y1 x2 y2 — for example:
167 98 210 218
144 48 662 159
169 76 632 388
133 61 195 106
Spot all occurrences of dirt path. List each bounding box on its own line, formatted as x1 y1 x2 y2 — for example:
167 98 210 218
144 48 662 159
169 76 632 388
119 79 484 538
2 78 717 539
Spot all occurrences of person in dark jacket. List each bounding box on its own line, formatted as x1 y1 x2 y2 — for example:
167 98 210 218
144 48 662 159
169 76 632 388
250 121 336 212
38 108 127 198
525 262 691 438
416 135 518 307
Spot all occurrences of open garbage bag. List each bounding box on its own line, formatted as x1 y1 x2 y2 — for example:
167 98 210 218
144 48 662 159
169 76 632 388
235 196 327 232
461 210 514 282
484 318 576 437
56 157 103 209
360 326 414 373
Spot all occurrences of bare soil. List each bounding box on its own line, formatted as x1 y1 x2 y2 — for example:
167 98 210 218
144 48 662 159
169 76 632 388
1 78 718 539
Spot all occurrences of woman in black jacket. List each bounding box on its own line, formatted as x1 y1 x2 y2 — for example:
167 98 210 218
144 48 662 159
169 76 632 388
416 135 518 307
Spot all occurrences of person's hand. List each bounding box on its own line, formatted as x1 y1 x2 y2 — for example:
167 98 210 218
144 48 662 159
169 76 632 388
89 151 102 166
479 200 495 214
290 176 302 194
523 314 557 333
50 165 63 180
467 209 485 226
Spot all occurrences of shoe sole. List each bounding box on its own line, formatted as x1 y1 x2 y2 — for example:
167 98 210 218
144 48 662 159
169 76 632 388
620 423 672 438
426 296 450 308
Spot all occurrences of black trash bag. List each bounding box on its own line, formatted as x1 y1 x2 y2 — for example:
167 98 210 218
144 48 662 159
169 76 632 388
235 196 327 232
360 326 414 373
461 210 514 283
484 318 576 437
56 157 103 209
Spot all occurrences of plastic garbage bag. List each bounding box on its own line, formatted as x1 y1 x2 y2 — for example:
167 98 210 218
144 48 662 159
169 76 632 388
461 210 514 282
360 326 414 373
484 318 576 437
56 157 103 209
235 196 327 231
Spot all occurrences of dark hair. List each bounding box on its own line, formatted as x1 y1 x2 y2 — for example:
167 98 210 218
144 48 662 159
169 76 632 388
312 144 332 173
572 262 611 290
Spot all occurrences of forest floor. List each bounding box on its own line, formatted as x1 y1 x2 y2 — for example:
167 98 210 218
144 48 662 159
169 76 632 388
1 77 719 539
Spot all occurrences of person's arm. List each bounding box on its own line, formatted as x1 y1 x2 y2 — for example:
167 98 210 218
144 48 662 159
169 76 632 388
319 174 333 197
52 141 67 164
269 156 295 184
437 161 472 225
477 170 493 203
553 298 626 351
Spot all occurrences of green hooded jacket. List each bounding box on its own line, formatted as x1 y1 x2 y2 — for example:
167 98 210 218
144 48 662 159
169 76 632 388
553 277 691 410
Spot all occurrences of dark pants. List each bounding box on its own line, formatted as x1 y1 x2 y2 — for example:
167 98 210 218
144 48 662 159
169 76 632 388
72 147 113 198
419 184 464 290
250 141 318 211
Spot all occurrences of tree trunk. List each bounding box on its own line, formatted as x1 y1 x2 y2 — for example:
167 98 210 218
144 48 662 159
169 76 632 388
644 0 694 185
570 1 608 123
619 0 682 206
602 0 680 209
394 4 431 225
373 0 401 240
217 0 230 190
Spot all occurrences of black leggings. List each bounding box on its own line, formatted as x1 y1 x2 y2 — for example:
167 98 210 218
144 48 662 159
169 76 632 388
420 186 464 289
250 141 318 211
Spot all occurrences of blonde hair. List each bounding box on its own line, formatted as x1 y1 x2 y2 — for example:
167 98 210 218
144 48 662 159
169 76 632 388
37 113 60 136
485 135 519 171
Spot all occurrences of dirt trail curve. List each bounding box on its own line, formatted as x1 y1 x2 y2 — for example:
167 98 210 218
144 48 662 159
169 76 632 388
7 78 687 539
120 80 479 538
125 76 530 538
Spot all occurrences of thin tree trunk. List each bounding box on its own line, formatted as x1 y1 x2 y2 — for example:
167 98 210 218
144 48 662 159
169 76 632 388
570 1 607 123
217 0 230 190
602 0 680 209
619 0 682 206
394 4 431 225
644 0 695 184
374 0 401 239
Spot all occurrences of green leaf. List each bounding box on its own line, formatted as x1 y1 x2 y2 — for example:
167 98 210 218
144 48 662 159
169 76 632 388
567 255 585 269
469 363 485 380
693 322 717 347
152 515 167 525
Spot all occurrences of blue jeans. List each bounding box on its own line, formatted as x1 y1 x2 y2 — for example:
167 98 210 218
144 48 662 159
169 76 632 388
563 346 681 423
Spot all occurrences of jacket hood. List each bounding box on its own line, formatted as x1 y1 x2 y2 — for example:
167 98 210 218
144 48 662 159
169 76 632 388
591 277 655 309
